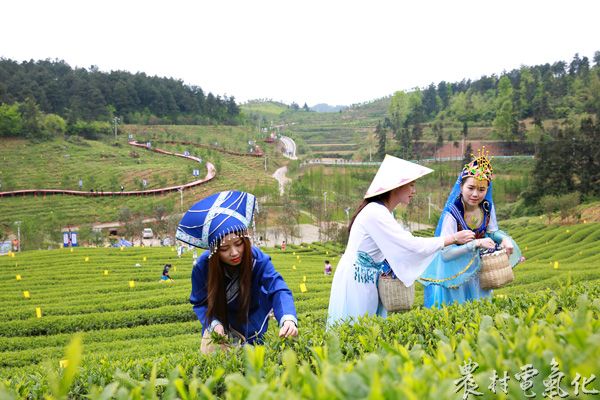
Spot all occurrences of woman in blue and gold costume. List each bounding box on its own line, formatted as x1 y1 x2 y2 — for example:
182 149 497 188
419 149 522 307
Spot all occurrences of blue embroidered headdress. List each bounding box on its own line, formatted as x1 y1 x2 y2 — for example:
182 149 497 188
176 191 257 254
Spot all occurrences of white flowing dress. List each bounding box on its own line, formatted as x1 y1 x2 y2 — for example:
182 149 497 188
327 202 444 327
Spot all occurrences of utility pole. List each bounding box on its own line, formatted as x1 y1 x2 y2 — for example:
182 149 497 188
14 221 21 252
178 188 184 211
113 117 120 141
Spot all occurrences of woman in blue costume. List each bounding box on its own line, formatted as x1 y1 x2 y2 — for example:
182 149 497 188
419 149 522 308
177 190 298 353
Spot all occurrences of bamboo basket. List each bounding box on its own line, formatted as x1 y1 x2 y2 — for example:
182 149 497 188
479 248 514 289
378 275 414 312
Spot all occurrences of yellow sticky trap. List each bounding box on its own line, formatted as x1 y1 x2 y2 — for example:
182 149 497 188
84 257 89 262
10 253 15 258
143 256 147 262
16 274 21 281
70 248 73 253
171 247 175 252
120 246 124 251
303 275 306 282
35 307 42 318
299 283 307 293
326 251 329 255
23 291 30 299
296 255 300 260
525 246 528 251
553 261 559 269
103 270 109 276
292 265 296 270
129 280 135 288
293 252 296 255
173 266 177 272
566 229 570 233
59 359 69 368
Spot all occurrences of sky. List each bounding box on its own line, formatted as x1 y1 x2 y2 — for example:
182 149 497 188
2 0 599 107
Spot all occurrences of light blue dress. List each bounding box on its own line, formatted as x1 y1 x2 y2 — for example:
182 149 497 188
419 178 521 308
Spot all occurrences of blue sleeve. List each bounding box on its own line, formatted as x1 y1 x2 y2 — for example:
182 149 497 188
487 229 509 244
254 248 297 326
189 253 212 334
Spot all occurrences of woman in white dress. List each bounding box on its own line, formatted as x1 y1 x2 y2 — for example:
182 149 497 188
327 155 475 327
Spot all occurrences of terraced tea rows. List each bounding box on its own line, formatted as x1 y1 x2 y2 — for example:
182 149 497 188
0 223 599 398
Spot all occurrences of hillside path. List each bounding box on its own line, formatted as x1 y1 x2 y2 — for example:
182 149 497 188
272 166 291 195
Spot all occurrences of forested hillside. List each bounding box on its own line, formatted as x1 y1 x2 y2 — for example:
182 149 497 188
0 58 241 139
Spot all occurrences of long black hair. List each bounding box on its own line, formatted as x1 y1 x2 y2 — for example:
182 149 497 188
206 234 253 328
348 191 393 232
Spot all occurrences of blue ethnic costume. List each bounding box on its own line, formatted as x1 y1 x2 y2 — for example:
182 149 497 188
419 151 522 308
326 155 447 327
177 191 297 344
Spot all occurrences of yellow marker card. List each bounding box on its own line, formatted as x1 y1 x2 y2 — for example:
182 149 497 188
59 359 69 368
129 280 136 288
84 257 89 262
299 283 307 293
23 291 30 299
35 307 42 318
292 265 296 270
553 261 559 269
103 270 109 276
303 275 306 282
16 274 21 281
143 256 147 262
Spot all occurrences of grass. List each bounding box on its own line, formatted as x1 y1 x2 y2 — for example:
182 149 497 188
0 132 283 238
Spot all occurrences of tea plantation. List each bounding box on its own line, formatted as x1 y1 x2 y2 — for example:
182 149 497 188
1 222 599 398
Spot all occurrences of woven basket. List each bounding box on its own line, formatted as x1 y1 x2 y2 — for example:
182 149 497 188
479 248 514 289
378 275 414 312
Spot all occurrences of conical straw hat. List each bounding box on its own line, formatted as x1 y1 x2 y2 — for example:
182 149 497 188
364 155 434 199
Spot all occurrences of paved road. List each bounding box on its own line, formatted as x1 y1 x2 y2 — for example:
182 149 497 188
279 136 297 159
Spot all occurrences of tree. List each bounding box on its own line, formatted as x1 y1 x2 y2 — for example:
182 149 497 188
539 195 558 223
436 132 444 160
463 143 473 166
18 97 42 138
493 76 516 140
375 121 386 160
0 103 23 137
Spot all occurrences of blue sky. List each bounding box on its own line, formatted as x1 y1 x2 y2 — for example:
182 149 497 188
2 0 599 106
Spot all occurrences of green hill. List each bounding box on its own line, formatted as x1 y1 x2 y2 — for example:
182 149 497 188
0 222 599 397
0 126 282 247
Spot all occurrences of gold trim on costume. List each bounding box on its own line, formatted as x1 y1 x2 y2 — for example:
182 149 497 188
420 254 477 283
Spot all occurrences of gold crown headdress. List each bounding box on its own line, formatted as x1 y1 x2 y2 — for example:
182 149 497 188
462 147 493 181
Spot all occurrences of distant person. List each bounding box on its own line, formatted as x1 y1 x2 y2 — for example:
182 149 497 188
327 155 475 327
324 260 332 275
177 190 298 354
161 264 173 281
281 240 286 251
120 185 124 192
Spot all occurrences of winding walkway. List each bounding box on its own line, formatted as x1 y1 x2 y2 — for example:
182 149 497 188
0 141 215 198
